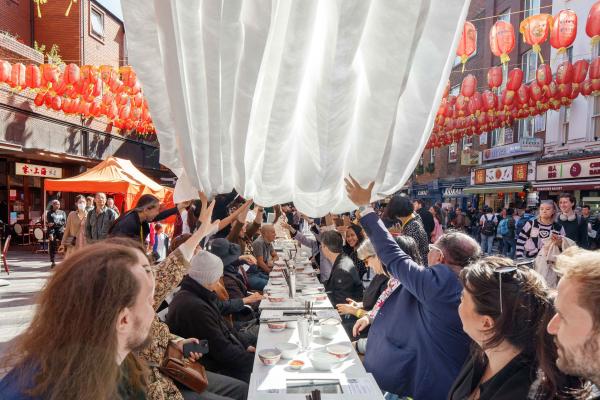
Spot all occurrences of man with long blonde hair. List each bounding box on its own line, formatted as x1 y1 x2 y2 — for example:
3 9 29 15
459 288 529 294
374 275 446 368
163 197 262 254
0 243 156 400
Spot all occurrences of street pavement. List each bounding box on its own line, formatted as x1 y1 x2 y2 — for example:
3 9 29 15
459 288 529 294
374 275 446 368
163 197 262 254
0 249 55 358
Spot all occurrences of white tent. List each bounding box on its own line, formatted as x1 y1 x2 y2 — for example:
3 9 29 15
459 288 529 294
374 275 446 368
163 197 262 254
122 0 470 216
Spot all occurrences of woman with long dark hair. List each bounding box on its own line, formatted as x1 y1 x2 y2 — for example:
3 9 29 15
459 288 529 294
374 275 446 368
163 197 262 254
430 205 444 243
343 224 368 279
449 256 584 400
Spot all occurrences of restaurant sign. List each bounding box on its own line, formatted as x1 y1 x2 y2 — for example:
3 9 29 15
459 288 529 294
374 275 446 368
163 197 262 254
473 163 529 184
537 158 600 181
443 187 464 197
482 138 543 161
16 162 62 178
461 150 481 166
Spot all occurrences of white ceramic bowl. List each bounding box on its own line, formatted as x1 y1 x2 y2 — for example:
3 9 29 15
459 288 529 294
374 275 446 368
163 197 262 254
270 279 285 285
301 288 321 295
288 360 304 370
276 343 299 359
308 351 342 371
326 343 352 360
268 322 287 332
320 324 338 339
267 296 286 303
258 348 282 365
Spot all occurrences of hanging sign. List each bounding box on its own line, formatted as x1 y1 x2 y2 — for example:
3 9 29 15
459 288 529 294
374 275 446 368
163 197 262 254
16 163 62 178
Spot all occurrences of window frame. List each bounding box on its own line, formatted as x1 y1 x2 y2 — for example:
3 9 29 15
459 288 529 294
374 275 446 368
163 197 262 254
491 127 506 147
522 49 538 83
561 106 570 144
523 0 540 19
89 5 106 42
592 97 600 141
448 143 458 163
518 117 535 139
429 148 435 163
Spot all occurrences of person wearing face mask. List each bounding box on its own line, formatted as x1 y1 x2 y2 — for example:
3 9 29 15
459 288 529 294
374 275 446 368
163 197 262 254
557 193 589 249
46 199 67 267
59 195 88 259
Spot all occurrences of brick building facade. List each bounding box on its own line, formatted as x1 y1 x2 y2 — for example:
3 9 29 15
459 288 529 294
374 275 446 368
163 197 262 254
0 0 170 226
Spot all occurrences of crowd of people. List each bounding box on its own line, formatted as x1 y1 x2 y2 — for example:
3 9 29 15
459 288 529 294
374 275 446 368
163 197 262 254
1 183 599 400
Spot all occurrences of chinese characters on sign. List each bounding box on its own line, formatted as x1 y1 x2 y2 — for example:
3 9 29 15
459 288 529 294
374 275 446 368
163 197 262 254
473 163 529 184
15 163 62 179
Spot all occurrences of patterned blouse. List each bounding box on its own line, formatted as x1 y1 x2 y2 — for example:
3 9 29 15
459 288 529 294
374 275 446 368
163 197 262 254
401 214 429 267
368 278 401 321
137 249 190 400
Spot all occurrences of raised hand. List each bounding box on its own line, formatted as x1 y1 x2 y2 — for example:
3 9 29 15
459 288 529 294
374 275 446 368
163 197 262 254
344 175 375 207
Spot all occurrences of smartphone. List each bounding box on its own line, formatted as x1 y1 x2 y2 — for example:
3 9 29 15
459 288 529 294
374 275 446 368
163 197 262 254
183 340 209 357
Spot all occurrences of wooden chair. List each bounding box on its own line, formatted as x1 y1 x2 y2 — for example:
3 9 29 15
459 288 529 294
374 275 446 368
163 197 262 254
2 235 12 274
32 227 48 254
13 223 30 246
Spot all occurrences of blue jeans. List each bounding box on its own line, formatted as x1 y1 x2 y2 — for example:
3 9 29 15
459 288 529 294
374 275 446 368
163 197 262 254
246 266 268 291
480 234 495 254
501 236 516 259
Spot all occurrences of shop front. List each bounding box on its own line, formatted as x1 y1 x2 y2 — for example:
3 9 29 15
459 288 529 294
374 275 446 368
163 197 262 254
439 177 471 210
464 162 532 210
410 183 441 206
534 157 600 214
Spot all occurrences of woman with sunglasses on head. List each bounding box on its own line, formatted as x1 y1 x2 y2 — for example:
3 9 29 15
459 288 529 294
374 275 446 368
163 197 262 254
449 256 583 400
515 200 565 260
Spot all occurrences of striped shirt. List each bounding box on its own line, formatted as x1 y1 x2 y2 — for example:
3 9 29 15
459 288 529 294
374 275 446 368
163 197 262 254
515 219 565 258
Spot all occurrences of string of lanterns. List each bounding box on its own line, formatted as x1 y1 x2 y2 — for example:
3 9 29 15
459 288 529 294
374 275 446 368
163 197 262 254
429 2 600 149
0 62 155 134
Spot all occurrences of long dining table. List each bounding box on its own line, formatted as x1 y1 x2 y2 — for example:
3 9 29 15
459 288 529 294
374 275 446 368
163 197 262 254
248 239 384 400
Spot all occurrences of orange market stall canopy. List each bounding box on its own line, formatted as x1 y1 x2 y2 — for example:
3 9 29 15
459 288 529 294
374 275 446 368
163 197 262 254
44 156 174 210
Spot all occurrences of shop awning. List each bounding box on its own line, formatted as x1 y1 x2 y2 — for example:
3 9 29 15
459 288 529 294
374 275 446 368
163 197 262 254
463 184 524 194
533 180 600 191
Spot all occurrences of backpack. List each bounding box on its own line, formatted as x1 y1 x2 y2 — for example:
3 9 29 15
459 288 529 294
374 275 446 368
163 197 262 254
498 218 509 236
481 215 496 236
516 214 533 235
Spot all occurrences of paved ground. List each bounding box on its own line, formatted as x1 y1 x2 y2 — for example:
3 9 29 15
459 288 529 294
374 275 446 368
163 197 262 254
0 248 56 357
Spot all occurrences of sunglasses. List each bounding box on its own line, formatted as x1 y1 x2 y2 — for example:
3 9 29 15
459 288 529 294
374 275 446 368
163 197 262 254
428 244 443 255
494 265 518 313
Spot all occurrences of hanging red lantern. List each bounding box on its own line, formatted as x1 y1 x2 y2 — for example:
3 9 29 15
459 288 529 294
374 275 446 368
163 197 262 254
469 92 483 116
516 84 530 105
9 63 26 88
556 61 574 94
456 21 477 72
590 57 600 80
490 20 515 65
61 98 72 114
587 1 600 45
481 90 497 112
520 14 552 63
569 84 580 100
133 92 143 108
40 64 59 87
51 96 62 111
25 64 41 89
536 64 553 87
461 74 477 98
506 68 523 91
573 60 590 87
0 60 11 83
43 92 53 107
80 65 98 87
582 79 594 96
106 102 118 119
34 92 45 107
456 95 468 116
63 63 80 87
550 9 578 53
119 104 131 120
487 66 503 91
116 93 129 106
501 90 515 107
120 66 137 88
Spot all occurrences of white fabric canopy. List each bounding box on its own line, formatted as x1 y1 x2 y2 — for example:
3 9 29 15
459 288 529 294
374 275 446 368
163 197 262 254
122 0 470 216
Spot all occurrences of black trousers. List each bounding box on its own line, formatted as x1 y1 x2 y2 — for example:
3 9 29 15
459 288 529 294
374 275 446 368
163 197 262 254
48 230 63 262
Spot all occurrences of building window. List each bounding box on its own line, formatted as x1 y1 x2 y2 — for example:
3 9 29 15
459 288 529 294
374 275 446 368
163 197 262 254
496 64 509 93
566 46 573 63
561 106 570 144
524 0 540 18
519 117 535 139
419 155 424 166
498 9 511 23
491 128 505 147
593 97 600 140
448 143 458 163
429 148 435 163
522 50 538 83
479 132 488 145
90 6 105 39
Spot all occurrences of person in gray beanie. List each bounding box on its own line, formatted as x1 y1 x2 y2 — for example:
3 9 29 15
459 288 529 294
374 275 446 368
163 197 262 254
166 251 256 383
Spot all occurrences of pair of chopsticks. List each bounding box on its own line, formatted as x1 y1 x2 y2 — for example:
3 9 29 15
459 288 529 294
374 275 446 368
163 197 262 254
306 389 321 400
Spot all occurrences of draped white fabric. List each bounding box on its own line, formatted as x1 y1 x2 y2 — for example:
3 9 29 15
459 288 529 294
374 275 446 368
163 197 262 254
121 0 470 216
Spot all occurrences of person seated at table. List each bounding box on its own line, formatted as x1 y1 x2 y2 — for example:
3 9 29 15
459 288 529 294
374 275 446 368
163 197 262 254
227 206 263 255
210 238 263 321
167 251 256 383
320 230 363 335
449 256 584 400
345 177 477 400
336 236 421 338
342 224 368 280
251 224 279 273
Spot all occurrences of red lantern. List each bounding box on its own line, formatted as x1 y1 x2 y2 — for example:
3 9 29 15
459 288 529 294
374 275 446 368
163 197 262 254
469 92 483 116
80 65 98 86
34 92 45 107
550 9 578 53
51 96 62 111
481 90 497 112
587 1 600 45
61 98 72 114
573 60 590 85
9 63 26 88
119 104 131 120
461 74 477 98
507 68 523 91
456 95 468 116
64 63 80 87
25 64 41 89
516 85 530 105
120 66 137 88
0 60 11 83
133 92 143 108
556 61 574 88
487 66 503 90
456 21 477 72
536 64 552 87
520 14 552 63
40 64 59 87
116 93 129 106
590 57 600 80
582 79 594 96
501 90 515 107
490 20 515 65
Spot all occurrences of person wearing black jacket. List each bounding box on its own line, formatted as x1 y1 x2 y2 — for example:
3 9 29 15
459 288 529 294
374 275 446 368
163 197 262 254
557 193 589 249
46 199 66 267
109 194 187 246
166 251 255 383
321 230 363 336
413 199 434 241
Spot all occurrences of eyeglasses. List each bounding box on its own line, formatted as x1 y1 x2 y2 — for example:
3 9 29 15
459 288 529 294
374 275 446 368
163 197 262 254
494 265 517 313
428 244 443 254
